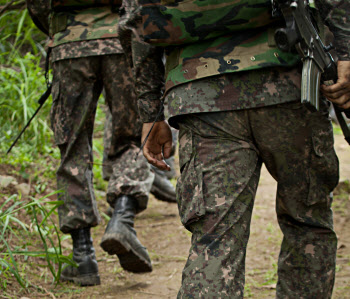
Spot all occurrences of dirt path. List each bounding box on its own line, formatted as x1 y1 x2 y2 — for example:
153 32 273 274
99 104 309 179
2 132 347 298
63 133 349 299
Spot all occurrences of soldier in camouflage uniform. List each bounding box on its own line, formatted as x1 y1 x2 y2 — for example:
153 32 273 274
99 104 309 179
102 106 177 204
120 0 350 297
27 0 160 286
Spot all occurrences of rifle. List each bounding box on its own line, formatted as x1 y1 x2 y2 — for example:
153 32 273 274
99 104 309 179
6 84 52 154
7 48 52 154
273 0 350 145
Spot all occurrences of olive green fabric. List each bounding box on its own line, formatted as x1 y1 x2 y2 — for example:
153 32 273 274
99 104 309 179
51 54 153 233
164 28 300 92
49 7 120 47
26 0 50 35
176 99 338 298
140 0 275 46
137 0 300 93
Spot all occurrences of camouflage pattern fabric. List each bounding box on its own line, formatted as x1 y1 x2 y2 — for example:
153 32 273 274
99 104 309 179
316 0 350 60
51 38 123 62
49 7 120 47
101 105 154 207
140 0 275 46
163 28 300 92
176 98 338 298
166 66 302 126
119 0 348 297
51 53 153 233
131 39 166 122
26 0 50 35
120 0 350 123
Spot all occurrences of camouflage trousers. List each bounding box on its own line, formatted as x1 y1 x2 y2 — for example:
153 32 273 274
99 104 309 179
175 101 339 298
51 54 153 234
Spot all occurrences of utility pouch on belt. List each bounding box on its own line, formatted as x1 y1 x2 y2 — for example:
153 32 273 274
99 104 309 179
139 0 275 46
51 0 122 11
50 13 68 35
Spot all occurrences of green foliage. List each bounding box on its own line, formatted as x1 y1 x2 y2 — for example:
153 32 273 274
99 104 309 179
92 102 109 192
263 257 278 286
0 5 52 158
0 192 77 293
0 3 108 296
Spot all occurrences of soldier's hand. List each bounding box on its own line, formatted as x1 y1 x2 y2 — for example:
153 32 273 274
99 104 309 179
142 121 173 171
321 60 350 109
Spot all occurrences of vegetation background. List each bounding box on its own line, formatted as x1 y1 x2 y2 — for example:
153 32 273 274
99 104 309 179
0 1 109 296
0 1 349 298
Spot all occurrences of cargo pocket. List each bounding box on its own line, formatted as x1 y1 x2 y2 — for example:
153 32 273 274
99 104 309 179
306 112 339 206
176 127 205 230
50 79 69 145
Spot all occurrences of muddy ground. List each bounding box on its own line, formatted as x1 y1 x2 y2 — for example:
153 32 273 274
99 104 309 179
1 134 349 298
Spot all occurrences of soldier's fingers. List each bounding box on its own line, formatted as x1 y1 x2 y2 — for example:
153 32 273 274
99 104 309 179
143 147 170 171
321 82 349 95
327 95 350 109
336 98 350 110
322 85 350 104
162 141 173 160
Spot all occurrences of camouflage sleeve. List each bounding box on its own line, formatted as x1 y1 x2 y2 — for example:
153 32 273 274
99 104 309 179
316 0 350 60
132 38 165 123
26 0 50 35
118 0 165 123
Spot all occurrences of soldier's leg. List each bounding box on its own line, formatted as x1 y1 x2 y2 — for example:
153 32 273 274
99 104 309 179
176 111 261 298
51 57 102 233
99 54 153 272
51 57 103 285
102 105 113 181
103 98 176 203
250 101 338 298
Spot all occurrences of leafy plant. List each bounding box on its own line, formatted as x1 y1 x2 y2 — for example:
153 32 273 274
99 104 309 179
0 192 76 294
0 5 52 157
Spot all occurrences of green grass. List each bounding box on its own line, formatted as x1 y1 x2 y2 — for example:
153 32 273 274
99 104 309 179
0 7 52 158
0 8 109 295
0 193 77 295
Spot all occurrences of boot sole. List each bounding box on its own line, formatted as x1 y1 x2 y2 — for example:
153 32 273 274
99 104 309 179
60 273 101 286
100 233 152 273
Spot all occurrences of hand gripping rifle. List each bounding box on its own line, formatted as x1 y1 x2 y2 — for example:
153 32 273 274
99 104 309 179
273 0 350 145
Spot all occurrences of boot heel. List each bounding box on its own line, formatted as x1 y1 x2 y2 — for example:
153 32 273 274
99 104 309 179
100 232 131 255
100 196 153 273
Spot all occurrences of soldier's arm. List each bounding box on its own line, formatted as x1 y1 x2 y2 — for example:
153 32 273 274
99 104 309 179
132 39 165 123
26 0 50 35
317 0 350 108
128 21 173 169
132 41 173 170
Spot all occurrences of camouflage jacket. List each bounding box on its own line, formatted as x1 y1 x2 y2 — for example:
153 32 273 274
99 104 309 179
49 5 123 62
124 0 350 123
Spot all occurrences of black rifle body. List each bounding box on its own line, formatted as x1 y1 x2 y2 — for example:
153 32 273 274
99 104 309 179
274 0 350 144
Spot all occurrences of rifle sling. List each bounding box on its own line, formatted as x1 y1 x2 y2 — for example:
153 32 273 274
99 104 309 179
334 105 350 145
6 48 52 154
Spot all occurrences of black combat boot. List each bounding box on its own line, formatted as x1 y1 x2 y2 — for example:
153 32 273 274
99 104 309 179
150 167 177 203
60 227 100 286
100 195 152 273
